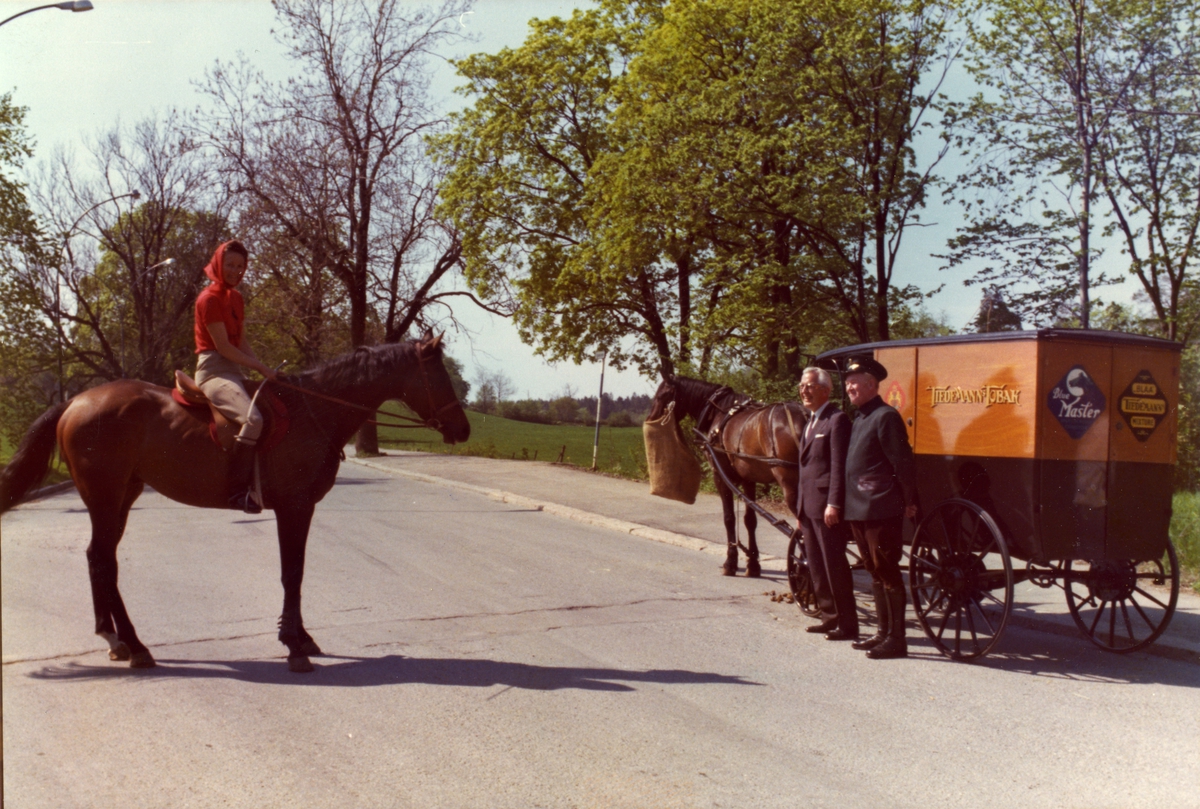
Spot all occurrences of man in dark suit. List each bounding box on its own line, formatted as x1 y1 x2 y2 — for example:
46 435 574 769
843 357 917 660
796 367 858 641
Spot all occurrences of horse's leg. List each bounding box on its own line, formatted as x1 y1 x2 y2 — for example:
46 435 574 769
85 479 153 668
743 482 761 578
716 478 740 576
275 500 320 673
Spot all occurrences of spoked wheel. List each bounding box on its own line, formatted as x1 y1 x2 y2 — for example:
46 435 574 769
787 532 820 617
1063 541 1180 653
909 499 1013 661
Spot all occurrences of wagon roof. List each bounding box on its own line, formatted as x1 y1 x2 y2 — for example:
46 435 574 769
815 328 1181 369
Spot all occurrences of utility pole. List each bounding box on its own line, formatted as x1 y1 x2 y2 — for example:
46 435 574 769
591 351 607 471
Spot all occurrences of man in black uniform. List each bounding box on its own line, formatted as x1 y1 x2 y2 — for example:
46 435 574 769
796 367 858 641
842 357 917 659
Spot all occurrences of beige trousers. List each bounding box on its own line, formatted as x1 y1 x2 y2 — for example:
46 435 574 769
195 350 264 442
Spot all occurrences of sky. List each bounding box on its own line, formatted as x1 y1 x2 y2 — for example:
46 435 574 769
0 0 1144 399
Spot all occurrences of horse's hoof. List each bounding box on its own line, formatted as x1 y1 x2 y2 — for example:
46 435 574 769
745 564 762 578
108 642 131 662
288 655 315 673
297 639 323 657
129 651 156 669
721 565 737 576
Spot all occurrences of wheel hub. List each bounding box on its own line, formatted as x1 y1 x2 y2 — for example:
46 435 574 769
1086 560 1138 602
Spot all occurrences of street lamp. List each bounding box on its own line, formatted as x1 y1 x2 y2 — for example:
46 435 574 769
55 188 140 402
0 1 93 28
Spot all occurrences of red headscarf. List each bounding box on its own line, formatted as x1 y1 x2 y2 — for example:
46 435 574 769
194 241 248 353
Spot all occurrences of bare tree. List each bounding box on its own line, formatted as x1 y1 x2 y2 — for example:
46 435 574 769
24 112 225 391
194 0 473 454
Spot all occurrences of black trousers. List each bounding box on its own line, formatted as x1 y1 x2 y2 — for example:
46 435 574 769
800 514 858 633
848 516 905 592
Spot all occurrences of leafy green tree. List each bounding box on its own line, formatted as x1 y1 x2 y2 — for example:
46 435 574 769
1 93 59 444
971 287 1022 332
438 0 957 388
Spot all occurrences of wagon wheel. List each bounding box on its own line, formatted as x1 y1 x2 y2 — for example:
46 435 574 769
1062 541 1180 654
909 499 1013 661
786 532 821 617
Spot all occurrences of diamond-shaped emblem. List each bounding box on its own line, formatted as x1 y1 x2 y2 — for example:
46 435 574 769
1118 370 1167 442
1046 365 1106 439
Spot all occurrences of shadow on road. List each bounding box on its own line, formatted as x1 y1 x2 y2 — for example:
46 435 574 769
25 654 766 692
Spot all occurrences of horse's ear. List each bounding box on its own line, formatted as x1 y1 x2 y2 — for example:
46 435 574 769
430 331 444 351
420 328 434 343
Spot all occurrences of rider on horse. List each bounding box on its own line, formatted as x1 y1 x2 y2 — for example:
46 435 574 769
193 240 277 513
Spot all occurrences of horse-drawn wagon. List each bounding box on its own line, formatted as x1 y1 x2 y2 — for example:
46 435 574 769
807 329 1183 660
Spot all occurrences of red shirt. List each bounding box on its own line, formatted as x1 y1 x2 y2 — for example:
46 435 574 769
194 285 245 353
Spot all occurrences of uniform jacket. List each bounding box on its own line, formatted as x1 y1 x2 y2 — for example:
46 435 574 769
844 395 916 521
796 403 851 520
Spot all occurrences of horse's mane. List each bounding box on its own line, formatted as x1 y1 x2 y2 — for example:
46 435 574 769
296 341 424 392
672 375 731 419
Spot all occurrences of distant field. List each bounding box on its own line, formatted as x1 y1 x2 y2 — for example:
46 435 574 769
1172 491 1200 594
376 407 649 480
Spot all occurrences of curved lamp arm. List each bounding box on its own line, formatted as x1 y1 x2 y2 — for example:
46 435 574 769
0 1 94 29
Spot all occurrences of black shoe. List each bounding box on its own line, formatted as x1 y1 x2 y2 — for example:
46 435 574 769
806 619 838 634
825 628 860 641
866 635 908 659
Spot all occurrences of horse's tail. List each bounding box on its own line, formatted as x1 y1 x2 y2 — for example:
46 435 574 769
0 402 69 514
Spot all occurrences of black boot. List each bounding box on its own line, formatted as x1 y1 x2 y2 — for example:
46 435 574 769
852 583 888 650
227 438 261 514
867 587 908 659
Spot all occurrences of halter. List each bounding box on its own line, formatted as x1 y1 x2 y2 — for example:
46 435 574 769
267 345 458 432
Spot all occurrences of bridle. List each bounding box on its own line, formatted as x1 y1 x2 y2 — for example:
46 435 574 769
267 345 459 432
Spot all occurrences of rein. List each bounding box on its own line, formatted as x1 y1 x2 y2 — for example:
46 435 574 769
266 350 457 432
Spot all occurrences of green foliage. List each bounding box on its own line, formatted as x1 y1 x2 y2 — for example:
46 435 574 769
436 0 959 389
1177 342 1200 491
377 407 649 479
1171 491 1200 593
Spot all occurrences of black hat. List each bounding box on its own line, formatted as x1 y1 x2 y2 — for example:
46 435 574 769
844 355 888 381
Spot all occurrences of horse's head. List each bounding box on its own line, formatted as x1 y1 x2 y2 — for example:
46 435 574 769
405 331 471 445
647 376 677 422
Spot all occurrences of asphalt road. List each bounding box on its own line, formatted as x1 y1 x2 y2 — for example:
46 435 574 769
3 464 1198 809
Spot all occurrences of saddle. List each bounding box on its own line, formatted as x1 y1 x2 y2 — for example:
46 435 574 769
172 371 289 452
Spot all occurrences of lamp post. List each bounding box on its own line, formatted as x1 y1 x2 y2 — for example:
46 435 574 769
55 189 140 402
0 1 93 28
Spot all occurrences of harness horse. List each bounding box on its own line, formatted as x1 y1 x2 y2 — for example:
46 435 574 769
648 376 808 577
0 332 470 673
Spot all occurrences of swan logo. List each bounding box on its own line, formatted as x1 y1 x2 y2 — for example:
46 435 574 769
1047 365 1106 439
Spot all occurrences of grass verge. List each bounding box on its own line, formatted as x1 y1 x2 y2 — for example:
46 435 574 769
1171 491 1200 594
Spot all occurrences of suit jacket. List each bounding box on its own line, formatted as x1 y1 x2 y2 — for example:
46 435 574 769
796 403 851 520
844 395 916 521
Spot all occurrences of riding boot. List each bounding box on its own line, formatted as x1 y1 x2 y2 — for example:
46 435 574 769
852 583 889 650
227 437 261 514
867 587 908 659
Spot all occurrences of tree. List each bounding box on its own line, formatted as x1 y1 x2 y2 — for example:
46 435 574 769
971 286 1023 332
945 0 1189 328
0 92 57 445
436 0 958 388
1093 1 1200 341
196 0 473 454
24 113 225 389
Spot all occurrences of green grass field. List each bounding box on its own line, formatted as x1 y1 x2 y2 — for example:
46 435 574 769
376 407 650 480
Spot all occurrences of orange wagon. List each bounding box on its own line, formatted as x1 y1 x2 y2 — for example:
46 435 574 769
813 330 1183 660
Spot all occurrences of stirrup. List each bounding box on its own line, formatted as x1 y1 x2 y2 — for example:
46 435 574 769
230 489 262 515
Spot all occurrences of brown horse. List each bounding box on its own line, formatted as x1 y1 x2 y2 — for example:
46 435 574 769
648 376 806 577
0 333 469 673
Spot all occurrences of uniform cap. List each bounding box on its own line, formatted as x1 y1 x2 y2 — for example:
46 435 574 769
844 356 888 382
